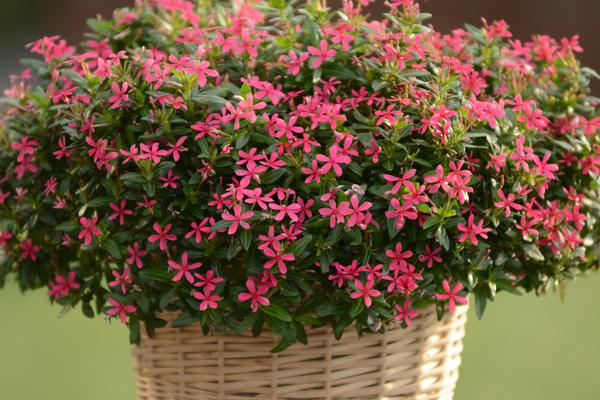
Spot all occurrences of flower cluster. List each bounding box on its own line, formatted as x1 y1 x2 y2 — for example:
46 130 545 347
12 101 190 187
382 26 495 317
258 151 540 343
0 0 598 349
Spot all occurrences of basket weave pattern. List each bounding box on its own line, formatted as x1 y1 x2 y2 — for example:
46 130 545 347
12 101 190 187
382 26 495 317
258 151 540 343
132 306 468 400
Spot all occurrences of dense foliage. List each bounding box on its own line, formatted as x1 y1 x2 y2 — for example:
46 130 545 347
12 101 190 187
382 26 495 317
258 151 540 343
0 0 598 350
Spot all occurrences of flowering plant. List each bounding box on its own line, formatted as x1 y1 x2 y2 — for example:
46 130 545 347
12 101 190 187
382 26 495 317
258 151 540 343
0 0 599 350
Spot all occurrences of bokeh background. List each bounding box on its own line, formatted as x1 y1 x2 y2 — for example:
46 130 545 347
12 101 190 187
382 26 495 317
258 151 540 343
0 1 599 399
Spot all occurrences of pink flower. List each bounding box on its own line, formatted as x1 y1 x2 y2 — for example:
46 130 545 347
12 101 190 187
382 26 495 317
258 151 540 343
48 272 80 299
385 198 418 230
140 142 169 163
435 280 468 312
168 251 203 283
160 170 180 189
316 147 351 177
494 190 523 217
185 218 214 243
280 50 308 75
350 279 381 308
109 268 132 294
186 60 218 87
263 242 295 275
109 199 134 225
106 298 137 323
319 200 351 228
375 104 402 126
108 81 130 109
222 205 254 235
457 215 492 245
11 136 39 162
167 136 189 161
383 169 416 195
364 140 381 163
533 152 559 180
127 242 146 269
193 269 223 291
386 243 413 271
307 39 336 68
238 279 270 312
19 239 40 261
148 223 177 251
346 195 372 228
486 153 507 172
418 244 442 268
269 202 302 222
394 299 419 327
78 216 101 246
193 287 221 311
301 160 323 184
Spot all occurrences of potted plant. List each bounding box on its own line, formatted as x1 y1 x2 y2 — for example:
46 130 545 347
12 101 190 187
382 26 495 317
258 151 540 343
0 0 598 398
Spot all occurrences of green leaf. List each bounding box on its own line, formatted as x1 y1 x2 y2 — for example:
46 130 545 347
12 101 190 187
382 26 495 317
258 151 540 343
191 94 229 107
387 217 400 239
287 234 313 256
474 289 487 320
423 214 443 230
120 172 146 188
523 244 545 261
236 312 259 334
436 226 450 250
81 302 94 318
159 288 177 308
210 219 233 232
262 304 293 322
240 229 252 251
171 312 199 328
261 168 287 184
349 299 364 318
139 268 172 282
55 221 76 232
315 302 345 317
100 239 122 259
129 317 140 345
86 197 112 208
271 338 295 353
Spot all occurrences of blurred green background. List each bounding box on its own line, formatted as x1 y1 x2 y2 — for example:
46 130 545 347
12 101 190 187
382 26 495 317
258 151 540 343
1 273 599 400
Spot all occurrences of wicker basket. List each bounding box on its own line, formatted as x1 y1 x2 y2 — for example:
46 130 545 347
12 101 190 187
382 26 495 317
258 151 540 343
132 305 468 400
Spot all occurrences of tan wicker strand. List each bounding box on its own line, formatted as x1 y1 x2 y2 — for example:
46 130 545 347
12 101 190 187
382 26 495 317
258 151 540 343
132 306 468 400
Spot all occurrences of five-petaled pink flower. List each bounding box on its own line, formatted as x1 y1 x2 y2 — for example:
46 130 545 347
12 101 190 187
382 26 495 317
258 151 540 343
193 270 223 291
222 205 254 235
263 242 295 275
193 287 222 311
168 251 203 284
109 199 134 225
350 279 381 308
457 214 492 245
109 268 132 294
148 223 177 251
106 298 137 323
108 81 130 109
435 280 468 312
127 242 147 269
78 216 101 246
307 39 337 68
319 200 351 228
494 190 523 217
19 239 41 261
238 278 270 312
394 299 419 327
386 242 413 271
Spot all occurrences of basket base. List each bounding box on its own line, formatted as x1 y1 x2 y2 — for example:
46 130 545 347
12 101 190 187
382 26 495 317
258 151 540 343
132 306 468 400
